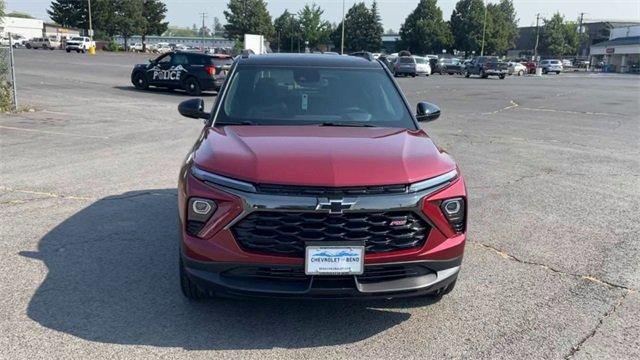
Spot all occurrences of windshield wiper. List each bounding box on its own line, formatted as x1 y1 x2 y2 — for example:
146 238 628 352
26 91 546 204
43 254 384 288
319 122 376 127
214 120 254 126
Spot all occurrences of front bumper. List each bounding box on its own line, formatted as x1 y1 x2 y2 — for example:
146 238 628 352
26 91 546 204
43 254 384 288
178 166 468 298
182 254 461 299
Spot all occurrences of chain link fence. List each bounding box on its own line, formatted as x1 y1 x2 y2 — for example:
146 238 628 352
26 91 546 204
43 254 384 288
0 40 17 112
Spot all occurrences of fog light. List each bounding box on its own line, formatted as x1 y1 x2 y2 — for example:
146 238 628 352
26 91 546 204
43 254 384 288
187 198 217 222
441 198 465 232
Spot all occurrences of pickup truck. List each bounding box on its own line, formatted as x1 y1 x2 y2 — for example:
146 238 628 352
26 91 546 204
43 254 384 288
464 56 509 79
65 36 95 53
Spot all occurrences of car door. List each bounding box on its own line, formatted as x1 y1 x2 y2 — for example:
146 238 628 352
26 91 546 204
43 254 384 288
167 53 191 89
146 53 173 87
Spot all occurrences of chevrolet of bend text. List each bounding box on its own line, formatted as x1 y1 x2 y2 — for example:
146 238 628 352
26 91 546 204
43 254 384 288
176 53 467 299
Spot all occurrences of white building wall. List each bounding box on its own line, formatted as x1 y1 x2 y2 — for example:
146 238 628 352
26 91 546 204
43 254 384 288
0 17 44 39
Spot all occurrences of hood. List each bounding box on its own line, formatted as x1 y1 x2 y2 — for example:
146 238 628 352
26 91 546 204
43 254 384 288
193 126 456 187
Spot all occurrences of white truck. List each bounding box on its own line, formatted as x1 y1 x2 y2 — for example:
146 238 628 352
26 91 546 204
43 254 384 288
65 36 95 53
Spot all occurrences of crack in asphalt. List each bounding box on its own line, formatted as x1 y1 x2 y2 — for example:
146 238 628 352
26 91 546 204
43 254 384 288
471 241 635 291
470 241 636 359
564 290 632 359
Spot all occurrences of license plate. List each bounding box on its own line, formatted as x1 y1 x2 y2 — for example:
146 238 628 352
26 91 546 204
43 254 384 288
305 245 364 275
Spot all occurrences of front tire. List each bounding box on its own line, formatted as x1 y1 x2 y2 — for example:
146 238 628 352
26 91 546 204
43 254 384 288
66 49 70 53
499 74 506 79
543 68 548 74
465 71 471 78
185 77 202 96
518 70 524 76
26 43 32 49
133 72 148 90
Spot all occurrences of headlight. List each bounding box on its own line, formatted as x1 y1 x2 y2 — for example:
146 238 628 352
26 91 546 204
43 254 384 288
441 197 465 233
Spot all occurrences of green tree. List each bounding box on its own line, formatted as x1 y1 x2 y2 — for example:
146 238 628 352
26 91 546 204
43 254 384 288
399 0 452 54
213 17 224 35
223 0 274 41
6 11 35 19
298 3 332 50
48 0 91 29
164 26 198 37
118 1 143 50
563 20 580 56
450 0 485 54
139 0 168 52
273 10 301 52
332 2 383 52
484 0 518 55
541 12 573 57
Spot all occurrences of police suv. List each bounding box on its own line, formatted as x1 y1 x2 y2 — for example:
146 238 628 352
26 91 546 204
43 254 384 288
131 51 233 95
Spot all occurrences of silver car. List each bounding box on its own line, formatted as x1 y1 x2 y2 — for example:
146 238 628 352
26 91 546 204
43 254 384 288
540 59 563 74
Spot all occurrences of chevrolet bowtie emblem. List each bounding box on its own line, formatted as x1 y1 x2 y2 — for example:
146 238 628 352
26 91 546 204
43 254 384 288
316 199 355 214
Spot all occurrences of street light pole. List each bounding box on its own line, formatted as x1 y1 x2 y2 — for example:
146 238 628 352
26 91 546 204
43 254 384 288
534 13 540 59
199 12 208 53
340 0 345 54
480 0 488 56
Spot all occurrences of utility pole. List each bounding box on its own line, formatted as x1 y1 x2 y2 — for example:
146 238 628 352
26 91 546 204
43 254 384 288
340 0 345 54
534 13 540 60
481 0 488 56
577 12 586 57
290 13 295 52
87 0 93 40
8 33 17 111
199 12 208 53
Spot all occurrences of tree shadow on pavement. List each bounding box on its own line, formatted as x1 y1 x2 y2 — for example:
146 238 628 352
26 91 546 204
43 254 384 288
21 189 427 350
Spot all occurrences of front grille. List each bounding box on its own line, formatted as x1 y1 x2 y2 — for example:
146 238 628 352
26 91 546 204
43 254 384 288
256 183 408 196
232 211 430 256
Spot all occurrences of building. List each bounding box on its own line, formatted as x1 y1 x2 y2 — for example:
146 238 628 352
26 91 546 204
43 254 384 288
44 22 81 41
114 35 234 50
507 21 640 59
590 25 640 73
382 33 400 53
0 16 43 40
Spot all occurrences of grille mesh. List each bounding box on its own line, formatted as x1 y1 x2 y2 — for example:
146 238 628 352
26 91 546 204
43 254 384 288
232 211 429 256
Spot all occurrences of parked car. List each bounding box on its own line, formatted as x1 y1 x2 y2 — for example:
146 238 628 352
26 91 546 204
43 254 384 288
540 59 563 74
155 43 172 54
414 56 432 76
464 56 509 79
378 54 395 72
508 61 527 76
438 58 464 75
393 56 417 77
131 51 233 95
521 60 537 74
65 36 95 53
128 43 144 52
561 59 572 67
25 37 60 50
0 37 10 46
176 53 466 300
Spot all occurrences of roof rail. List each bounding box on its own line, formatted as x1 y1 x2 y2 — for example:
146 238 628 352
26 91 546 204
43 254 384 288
241 49 255 58
348 51 374 61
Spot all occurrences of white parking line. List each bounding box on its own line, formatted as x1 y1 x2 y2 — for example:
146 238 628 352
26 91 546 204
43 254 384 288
0 125 109 139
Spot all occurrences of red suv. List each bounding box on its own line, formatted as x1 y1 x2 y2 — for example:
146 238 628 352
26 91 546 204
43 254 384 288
176 54 467 299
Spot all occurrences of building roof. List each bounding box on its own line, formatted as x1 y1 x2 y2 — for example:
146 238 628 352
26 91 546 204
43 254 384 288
591 36 640 47
236 53 382 68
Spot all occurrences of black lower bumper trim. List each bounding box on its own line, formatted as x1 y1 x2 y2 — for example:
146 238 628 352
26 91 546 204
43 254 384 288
181 255 462 299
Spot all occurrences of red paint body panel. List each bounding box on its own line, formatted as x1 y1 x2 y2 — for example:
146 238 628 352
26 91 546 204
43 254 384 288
193 126 457 186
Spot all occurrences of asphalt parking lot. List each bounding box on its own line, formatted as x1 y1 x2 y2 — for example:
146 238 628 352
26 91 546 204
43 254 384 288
1 49 638 359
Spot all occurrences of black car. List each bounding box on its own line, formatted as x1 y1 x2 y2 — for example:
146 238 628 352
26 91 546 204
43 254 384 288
438 58 464 75
131 51 233 95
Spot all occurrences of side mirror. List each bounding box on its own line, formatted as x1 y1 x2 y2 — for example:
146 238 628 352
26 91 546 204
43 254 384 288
178 98 210 120
416 102 441 122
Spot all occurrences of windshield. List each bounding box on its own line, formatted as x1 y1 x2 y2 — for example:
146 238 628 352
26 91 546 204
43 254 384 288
71 37 84 41
216 66 415 128
415 57 425 64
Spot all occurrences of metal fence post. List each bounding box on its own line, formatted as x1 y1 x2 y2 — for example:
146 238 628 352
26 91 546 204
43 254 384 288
8 32 18 111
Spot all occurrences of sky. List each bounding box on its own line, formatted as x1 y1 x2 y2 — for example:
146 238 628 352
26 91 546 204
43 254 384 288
7 0 640 32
